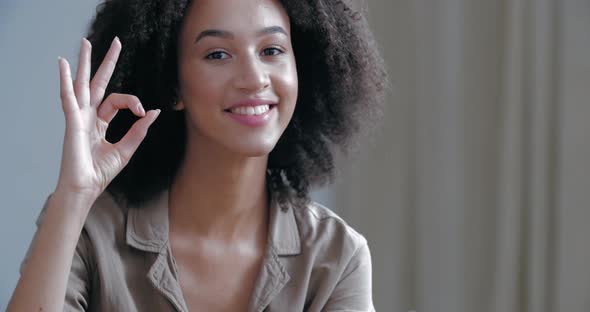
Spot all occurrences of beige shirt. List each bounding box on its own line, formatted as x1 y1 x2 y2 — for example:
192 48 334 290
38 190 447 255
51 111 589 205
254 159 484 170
21 190 375 312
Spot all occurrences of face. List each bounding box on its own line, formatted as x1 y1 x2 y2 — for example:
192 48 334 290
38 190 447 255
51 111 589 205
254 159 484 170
176 0 298 158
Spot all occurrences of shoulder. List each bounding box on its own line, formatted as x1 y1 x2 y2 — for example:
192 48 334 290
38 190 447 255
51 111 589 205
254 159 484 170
292 201 368 258
276 200 373 308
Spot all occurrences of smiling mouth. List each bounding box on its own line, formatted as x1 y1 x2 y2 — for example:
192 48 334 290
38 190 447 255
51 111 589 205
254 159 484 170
224 104 278 115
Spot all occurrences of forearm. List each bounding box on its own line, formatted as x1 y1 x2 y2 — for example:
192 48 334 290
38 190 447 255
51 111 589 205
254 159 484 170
8 190 94 312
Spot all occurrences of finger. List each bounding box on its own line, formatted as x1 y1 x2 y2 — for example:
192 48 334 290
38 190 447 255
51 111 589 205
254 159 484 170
97 93 145 124
59 57 78 115
90 37 122 107
114 109 161 164
74 38 92 108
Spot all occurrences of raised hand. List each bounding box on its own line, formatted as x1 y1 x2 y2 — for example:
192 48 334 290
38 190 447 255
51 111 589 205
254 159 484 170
7 37 161 312
56 37 160 202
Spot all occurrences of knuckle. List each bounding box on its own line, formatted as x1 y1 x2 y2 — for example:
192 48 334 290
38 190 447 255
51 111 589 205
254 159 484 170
97 118 109 131
104 93 120 106
105 58 117 68
115 151 127 166
75 79 89 89
116 148 131 166
60 91 70 101
106 92 121 100
91 86 107 104
91 78 108 92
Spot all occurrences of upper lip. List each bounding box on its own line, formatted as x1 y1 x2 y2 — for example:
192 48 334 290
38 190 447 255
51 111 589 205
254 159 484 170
224 98 278 111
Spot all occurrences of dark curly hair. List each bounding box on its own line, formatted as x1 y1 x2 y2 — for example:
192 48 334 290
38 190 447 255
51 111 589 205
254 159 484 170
86 0 387 209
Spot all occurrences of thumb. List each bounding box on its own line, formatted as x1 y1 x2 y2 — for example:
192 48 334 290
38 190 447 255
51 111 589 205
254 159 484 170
113 109 161 164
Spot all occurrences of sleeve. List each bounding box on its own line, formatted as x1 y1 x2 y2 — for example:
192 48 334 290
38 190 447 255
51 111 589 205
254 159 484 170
322 241 376 312
19 195 93 312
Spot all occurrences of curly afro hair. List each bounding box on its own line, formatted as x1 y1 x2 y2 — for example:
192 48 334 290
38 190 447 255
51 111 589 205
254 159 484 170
86 0 387 209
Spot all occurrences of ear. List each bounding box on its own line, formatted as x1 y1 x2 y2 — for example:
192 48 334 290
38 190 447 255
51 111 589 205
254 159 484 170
173 99 185 111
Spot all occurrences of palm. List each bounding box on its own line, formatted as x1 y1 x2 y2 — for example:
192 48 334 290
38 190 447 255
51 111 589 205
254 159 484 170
57 38 160 199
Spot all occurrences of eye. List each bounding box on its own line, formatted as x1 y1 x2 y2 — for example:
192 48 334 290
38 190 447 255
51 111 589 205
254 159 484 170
205 51 230 60
261 47 284 56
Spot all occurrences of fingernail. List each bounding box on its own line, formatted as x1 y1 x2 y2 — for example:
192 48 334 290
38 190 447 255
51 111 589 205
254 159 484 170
137 103 145 115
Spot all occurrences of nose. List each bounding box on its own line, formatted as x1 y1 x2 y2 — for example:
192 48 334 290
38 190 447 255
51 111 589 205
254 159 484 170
233 54 270 92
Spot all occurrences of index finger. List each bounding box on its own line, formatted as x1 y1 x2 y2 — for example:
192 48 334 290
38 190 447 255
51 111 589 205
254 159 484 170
90 36 122 107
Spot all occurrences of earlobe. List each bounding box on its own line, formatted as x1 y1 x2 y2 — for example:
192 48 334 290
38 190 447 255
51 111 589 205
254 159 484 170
173 100 185 111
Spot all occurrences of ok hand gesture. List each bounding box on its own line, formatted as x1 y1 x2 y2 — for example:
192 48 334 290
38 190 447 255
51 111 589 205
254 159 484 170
56 37 160 203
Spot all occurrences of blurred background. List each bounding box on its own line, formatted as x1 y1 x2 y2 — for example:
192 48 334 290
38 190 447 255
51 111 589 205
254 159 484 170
1 0 589 311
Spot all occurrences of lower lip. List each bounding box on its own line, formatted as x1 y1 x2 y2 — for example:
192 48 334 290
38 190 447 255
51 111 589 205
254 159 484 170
224 106 275 127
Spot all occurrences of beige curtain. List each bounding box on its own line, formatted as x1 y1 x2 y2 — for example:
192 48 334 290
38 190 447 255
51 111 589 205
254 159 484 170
330 0 590 311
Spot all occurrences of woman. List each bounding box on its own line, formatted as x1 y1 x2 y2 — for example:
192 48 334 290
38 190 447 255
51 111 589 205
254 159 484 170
9 0 386 311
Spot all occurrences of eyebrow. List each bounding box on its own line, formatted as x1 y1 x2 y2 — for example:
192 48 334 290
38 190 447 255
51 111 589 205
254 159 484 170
194 26 288 43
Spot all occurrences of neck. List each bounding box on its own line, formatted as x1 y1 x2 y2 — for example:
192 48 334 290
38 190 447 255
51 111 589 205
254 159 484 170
168 135 269 243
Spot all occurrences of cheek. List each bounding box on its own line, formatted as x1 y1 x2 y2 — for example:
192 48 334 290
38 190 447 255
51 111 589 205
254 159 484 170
274 62 298 108
179 64 229 104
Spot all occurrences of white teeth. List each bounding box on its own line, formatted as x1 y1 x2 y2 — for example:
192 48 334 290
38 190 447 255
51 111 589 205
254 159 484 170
230 105 270 115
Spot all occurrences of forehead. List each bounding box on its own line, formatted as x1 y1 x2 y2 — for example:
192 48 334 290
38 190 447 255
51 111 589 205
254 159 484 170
182 0 290 35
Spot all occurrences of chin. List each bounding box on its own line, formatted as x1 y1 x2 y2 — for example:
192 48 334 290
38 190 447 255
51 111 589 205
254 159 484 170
229 140 278 158
226 138 277 157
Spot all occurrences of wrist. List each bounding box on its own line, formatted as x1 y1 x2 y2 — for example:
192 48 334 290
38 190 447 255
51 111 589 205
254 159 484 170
50 188 98 217
53 183 101 203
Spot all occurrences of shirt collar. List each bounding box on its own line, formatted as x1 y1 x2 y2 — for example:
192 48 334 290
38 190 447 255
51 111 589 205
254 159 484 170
125 189 301 256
